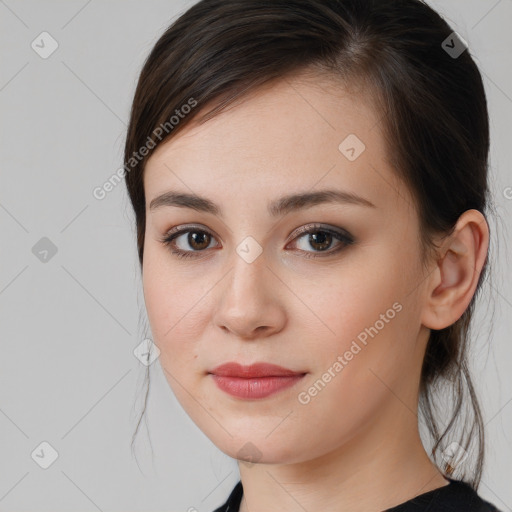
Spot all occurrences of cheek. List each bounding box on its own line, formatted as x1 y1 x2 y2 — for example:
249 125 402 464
302 252 409 345
292 275 420 449
142 250 207 366
142 261 211 416
299 247 422 388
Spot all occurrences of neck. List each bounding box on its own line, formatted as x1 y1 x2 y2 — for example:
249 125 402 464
238 401 449 512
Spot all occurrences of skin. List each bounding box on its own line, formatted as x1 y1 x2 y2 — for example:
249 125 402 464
142 70 489 512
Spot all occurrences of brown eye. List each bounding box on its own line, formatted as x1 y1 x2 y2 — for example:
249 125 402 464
160 226 219 259
186 231 211 251
160 223 354 260
305 231 333 252
287 224 354 259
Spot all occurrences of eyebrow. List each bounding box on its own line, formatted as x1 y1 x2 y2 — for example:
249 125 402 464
149 189 376 217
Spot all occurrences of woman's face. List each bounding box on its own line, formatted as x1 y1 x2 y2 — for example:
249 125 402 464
142 73 432 464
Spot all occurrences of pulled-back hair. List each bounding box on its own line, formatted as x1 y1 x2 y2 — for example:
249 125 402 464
124 0 495 488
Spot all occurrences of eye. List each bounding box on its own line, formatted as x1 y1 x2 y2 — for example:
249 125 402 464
159 225 219 259
286 223 354 259
159 223 354 260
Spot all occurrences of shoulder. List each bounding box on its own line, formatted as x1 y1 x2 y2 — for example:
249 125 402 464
212 478 504 512
388 478 504 512
440 479 503 512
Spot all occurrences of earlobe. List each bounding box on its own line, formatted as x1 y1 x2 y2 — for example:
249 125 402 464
421 210 489 331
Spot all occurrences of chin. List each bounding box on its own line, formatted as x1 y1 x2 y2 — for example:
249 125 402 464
208 430 310 466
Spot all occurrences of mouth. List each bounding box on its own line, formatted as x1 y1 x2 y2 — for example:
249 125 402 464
208 362 307 400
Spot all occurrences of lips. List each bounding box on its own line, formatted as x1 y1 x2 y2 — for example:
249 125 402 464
208 362 306 399
210 362 304 378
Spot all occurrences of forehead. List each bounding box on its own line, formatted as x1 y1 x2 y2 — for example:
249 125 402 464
143 73 408 214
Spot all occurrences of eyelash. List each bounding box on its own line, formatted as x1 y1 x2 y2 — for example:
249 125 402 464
158 223 355 260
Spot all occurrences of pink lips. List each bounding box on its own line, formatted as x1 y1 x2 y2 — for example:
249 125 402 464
209 362 306 399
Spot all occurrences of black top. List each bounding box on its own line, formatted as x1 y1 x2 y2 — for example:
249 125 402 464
212 478 503 512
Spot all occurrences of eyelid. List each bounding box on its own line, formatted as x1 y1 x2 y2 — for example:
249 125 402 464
161 222 351 242
163 223 219 239
287 223 353 244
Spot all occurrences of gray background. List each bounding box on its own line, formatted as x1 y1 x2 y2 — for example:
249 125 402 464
1 0 511 510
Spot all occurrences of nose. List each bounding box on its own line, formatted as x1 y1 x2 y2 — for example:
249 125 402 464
212 245 287 340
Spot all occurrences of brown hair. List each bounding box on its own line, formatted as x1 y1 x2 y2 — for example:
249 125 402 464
124 0 496 488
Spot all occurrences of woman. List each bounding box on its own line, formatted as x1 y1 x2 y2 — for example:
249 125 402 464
123 1 504 510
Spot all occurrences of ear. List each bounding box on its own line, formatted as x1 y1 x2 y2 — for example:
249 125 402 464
421 209 489 330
